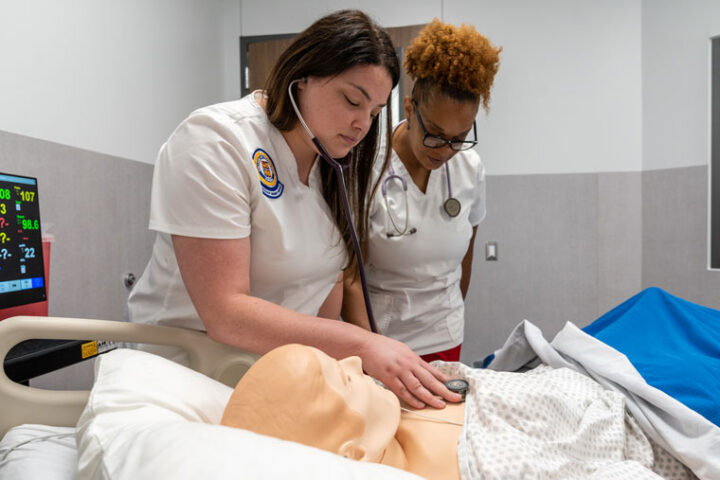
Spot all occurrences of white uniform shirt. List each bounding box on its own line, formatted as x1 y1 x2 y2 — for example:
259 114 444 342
128 92 347 331
366 121 486 355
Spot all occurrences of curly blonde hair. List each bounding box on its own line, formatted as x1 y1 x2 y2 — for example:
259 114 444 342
405 19 501 110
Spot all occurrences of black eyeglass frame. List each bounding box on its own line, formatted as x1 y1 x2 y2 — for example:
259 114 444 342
412 100 478 151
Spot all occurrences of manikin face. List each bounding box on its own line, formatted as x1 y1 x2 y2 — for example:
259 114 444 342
311 349 400 462
295 64 393 158
404 94 479 171
221 344 400 464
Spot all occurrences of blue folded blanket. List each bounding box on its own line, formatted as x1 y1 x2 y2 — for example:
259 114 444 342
583 287 720 426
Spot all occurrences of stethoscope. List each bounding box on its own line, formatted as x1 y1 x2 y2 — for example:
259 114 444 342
287 78 378 333
382 150 461 238
398 379 469 425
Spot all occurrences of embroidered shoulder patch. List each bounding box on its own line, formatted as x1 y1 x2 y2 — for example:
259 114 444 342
253 148 284 199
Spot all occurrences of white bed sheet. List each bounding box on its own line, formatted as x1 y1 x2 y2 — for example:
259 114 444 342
0 424 76 480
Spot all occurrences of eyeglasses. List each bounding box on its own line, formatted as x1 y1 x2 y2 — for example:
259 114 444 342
412 100 478 151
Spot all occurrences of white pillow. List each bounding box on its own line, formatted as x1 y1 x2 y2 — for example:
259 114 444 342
76 349 421 480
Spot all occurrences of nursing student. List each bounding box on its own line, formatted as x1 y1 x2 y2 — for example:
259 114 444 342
127 10 460 409
343 20 502 362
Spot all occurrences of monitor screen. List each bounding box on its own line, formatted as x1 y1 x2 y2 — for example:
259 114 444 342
0 173 46 309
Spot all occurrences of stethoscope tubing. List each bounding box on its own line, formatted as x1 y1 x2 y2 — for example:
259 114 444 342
288 79 378 333
382 163 411 236
383 158 456 237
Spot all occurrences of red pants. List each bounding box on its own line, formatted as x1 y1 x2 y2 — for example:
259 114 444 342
420 344 462 363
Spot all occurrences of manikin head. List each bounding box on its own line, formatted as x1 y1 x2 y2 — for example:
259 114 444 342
221 344 400 462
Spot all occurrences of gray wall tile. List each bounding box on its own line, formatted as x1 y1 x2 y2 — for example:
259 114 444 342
642 166 720 307
597 171 643 314
462 173 608 364
0 130 155 322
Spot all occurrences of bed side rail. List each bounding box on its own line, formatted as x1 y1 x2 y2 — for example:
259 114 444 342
0 316 258 437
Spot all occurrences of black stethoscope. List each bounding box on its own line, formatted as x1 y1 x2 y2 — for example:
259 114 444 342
382 154 461 238
287 78 378 333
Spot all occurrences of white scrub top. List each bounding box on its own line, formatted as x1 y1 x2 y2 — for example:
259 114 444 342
128 92 347 332
367 121 486 355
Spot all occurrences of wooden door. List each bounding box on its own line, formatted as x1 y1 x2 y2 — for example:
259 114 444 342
240 25 425 120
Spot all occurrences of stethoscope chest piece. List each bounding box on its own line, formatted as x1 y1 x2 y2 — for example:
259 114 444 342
444 197 461 217
442 161 461 217
445 378 469 401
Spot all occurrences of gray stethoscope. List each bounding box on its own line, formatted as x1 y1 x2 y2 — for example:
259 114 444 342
382 153 461 238
287 78 378 333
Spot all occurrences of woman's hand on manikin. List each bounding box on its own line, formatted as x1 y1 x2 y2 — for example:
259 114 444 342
359 335 462 409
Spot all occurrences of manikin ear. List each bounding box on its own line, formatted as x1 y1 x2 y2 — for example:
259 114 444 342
338 439 368 461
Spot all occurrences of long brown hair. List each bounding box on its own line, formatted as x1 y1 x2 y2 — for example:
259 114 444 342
264 10 399 263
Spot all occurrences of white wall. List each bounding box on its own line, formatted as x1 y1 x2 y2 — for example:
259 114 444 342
451 0 642 175
0 0 242 165
0 0 644 174
642 0 720 171
241 0 643 175
221 0 243 101
240 0 441 35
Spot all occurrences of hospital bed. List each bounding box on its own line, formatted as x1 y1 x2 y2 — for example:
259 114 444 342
1 286 718 479
0 315 422 480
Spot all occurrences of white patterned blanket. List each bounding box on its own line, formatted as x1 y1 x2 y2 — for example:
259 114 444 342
435 363 695 480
